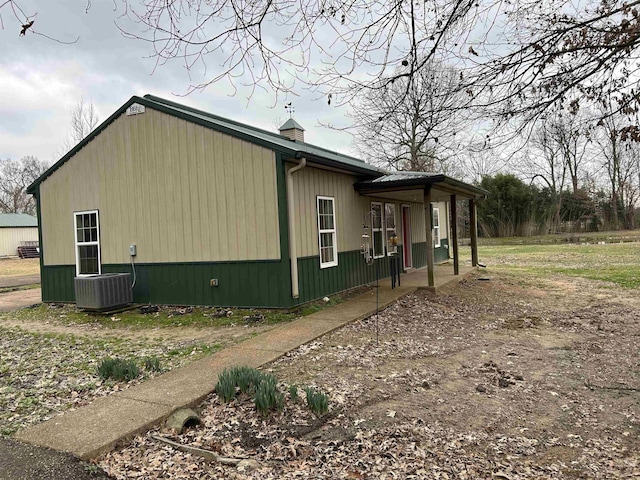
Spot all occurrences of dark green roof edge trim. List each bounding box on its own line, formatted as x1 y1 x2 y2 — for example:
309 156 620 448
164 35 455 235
27 94 381 194
355 175 488 198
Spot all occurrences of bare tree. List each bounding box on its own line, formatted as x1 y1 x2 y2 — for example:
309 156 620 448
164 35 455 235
351 60 468 173
70 97 99 144
518 110 593 230
525 116 568 230
59 97 100 155
553 113 592 196
0 156 49 215
459 149 508 184
594 108 640 230
110 0 640 129
7 0 640 132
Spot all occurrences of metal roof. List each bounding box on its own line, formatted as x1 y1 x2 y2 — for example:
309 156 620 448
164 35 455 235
356 172 488 199
0 213 38 228
142 95 380 174
27 95 485 198
364 171 441 183
279 118 305 131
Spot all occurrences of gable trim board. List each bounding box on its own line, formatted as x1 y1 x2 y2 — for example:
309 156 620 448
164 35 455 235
30 95 486 308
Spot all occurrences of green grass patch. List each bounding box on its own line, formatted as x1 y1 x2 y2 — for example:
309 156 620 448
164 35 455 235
468 242 640 288
477 229 640 246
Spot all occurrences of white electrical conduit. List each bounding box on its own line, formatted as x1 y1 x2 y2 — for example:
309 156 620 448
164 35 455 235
130 255 137 289
286 157 306 298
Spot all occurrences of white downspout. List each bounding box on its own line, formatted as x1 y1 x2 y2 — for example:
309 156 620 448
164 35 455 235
286 157 306 298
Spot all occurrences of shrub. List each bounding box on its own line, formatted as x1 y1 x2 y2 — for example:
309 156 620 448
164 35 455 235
304 386 329 416
97 357 140 382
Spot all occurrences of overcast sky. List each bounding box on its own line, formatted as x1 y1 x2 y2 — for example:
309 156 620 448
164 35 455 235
0 0 355 164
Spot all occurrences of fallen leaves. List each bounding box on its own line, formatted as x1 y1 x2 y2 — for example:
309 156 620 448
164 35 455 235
0 325 220 435
97 273 640 478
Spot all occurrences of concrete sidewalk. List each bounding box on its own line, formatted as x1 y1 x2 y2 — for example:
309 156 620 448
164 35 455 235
15 284 416 460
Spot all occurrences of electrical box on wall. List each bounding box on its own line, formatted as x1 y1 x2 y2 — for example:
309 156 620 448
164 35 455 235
129 244 137 256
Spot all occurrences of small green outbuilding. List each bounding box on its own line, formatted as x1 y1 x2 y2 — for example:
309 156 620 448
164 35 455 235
27 95 486 308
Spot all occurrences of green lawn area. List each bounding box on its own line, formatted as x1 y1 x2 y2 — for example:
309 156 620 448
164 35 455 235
473 241 640 288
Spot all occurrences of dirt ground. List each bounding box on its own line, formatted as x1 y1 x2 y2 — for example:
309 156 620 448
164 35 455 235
99 271 640 479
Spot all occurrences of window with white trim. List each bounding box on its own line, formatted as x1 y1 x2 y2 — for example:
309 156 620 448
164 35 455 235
432 206 441 248
74 210 101 275
385 203 397 255
317 196 338 268
371 202 384 258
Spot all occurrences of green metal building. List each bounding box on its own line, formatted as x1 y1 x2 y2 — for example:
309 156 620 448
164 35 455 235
28 95 486 308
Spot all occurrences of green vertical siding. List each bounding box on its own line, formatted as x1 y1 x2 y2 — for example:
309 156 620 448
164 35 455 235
411 240 448 267
42 261 291 308
41 265 75 302
434 239 449 263
412 242 427 269
294 246 405 304
40 242 436 308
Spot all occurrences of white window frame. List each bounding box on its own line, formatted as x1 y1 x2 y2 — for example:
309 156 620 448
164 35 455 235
384 203 397 256
371 202 385 259
432 206 441 248
74 209 101 276
317 196 338 269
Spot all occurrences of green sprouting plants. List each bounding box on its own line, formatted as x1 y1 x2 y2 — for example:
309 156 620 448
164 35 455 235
143 356 162 372
234 365 265 395
304 386 329 416
97 357 140 382
288 384 299 403
254 374 284 416
215 366 328 417
215 368 238 402
215 366 284 414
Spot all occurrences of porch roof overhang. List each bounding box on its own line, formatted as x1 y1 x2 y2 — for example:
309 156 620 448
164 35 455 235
354 172 488 202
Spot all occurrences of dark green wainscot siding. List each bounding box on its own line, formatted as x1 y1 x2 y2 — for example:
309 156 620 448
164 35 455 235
295 246 410 305
411 242 427 269
41 265 76 302
41 261 292 308
40 241 434 308
410 240 448 267
434 239 449 264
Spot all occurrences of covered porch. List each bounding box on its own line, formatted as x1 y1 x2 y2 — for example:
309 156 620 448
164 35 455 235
355 172 488 288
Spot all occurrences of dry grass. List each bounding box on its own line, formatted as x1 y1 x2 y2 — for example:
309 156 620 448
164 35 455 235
0 258 40 277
